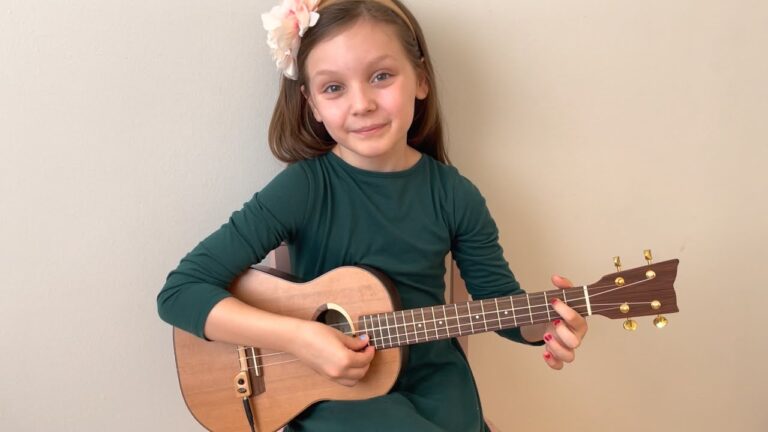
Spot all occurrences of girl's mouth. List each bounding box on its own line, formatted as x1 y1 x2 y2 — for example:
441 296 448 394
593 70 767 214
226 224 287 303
351 123 387 135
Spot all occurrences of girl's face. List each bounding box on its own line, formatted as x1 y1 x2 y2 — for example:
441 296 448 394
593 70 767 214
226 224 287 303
303 19 429 171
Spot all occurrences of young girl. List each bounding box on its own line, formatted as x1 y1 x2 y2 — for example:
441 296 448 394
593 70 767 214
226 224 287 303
158 1 588 431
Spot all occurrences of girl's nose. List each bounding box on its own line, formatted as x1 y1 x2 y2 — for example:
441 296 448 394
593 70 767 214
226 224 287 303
350 85 376 115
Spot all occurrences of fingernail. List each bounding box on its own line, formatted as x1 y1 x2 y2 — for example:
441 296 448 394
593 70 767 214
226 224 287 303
550 298 559 305
359 334 368 341
543 352 552 360
553 319 562 326
544 333 553 342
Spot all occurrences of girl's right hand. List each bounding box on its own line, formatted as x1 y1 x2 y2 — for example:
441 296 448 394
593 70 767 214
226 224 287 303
290 320 375 387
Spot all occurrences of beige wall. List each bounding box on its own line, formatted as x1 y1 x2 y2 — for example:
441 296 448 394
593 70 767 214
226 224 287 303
417 1 767 431
1 0 765 431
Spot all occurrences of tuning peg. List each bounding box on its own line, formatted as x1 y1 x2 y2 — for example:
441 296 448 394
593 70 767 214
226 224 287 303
619 302 637 331
650 299 668 328
613 256 622 272
623 319 638 331
644 249 653 264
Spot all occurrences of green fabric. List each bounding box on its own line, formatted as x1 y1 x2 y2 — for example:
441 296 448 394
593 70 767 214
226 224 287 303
158 152 541 432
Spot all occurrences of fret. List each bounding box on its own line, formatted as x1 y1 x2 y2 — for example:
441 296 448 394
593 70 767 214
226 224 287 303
451 304 461 337
401 311 411 345
467 301 481 334
423 307 438 341
487 299 500 331
467 302 476 334
525 293 535 325
515 295 529 326
457 303 473 336
494 298 503 330
398 311 410 346
365 315 373 348
383 313 393 348
416 308 429 341
482 299 501 332
510 296 518 327
391 312 402 347
558 290 567 321
536 295 548 325
361 315 368 341
543 292 551 321
393 311 410 346
498 297 515 329
403 309 419 343
399 310 410 345
479 300 489 332
373 314 385 350
409 309 419 344
435 305 448 339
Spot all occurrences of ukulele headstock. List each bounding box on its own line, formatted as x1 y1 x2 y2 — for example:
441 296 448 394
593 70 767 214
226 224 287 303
586 250 679 330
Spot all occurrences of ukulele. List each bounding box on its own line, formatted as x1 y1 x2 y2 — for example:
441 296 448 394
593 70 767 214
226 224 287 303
172 251 679 432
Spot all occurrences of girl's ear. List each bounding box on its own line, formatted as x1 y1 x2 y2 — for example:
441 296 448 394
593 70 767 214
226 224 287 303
301 85 323 123
415 62 429 100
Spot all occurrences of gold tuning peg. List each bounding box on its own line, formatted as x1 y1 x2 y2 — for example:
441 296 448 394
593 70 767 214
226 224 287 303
623 319 638 331
653 315 668 328
650 300 667 328
644 249 653 265
613 256 622 272
619 302 636 331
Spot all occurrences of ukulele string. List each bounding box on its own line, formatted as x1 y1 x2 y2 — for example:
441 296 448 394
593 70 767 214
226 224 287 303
233 279 651 362
351 278 651 336
234 300 628 366
239 303 635 371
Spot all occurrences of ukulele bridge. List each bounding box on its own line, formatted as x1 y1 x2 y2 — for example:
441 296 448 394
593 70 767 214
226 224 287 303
235 346 254 397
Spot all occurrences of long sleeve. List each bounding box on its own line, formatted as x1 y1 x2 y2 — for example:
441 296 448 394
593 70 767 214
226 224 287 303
156 163 312 338
449 174 544 346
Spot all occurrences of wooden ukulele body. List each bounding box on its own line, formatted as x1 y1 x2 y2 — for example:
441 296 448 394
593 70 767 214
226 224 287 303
173 266 404 432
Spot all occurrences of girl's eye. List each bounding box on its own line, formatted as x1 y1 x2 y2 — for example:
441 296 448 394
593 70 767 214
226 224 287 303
322 84 343 94
372 72 392 83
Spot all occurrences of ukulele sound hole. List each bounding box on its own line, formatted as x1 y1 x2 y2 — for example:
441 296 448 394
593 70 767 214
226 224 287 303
315 306 353 336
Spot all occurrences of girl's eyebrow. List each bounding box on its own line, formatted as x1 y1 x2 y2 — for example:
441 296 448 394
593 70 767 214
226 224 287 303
312 54 396 79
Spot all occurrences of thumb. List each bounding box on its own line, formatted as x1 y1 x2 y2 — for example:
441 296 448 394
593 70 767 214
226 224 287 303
551 274 573 289
342 333 371 351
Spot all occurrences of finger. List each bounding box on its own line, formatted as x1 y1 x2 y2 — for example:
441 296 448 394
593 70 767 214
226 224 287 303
551 274 573 289
543 331 575 363
543 350 563 370
347 345 376 368
352 361 373 378
336 358 373 386
342 333 371 351
551 318 581 349
550 298 588 339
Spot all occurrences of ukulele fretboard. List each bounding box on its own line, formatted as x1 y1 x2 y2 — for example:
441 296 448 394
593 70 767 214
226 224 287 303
358 287 590 350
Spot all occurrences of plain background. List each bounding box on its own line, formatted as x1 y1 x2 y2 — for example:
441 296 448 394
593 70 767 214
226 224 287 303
1 0 766 431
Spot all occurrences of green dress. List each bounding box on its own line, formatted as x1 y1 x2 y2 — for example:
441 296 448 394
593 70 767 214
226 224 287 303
158 152 541 432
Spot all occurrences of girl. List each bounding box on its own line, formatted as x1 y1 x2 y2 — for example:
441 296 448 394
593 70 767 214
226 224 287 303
157 1 588 431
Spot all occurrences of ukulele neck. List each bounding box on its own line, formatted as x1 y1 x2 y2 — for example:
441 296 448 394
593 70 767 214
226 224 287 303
359 287 589 350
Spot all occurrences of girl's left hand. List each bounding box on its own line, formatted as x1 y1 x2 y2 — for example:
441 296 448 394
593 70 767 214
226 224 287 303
542 275 588 370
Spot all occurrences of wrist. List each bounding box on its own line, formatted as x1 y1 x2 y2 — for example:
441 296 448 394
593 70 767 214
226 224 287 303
279 316 310 355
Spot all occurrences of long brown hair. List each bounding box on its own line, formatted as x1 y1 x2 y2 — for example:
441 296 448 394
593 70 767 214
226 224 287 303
267 0 449 164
